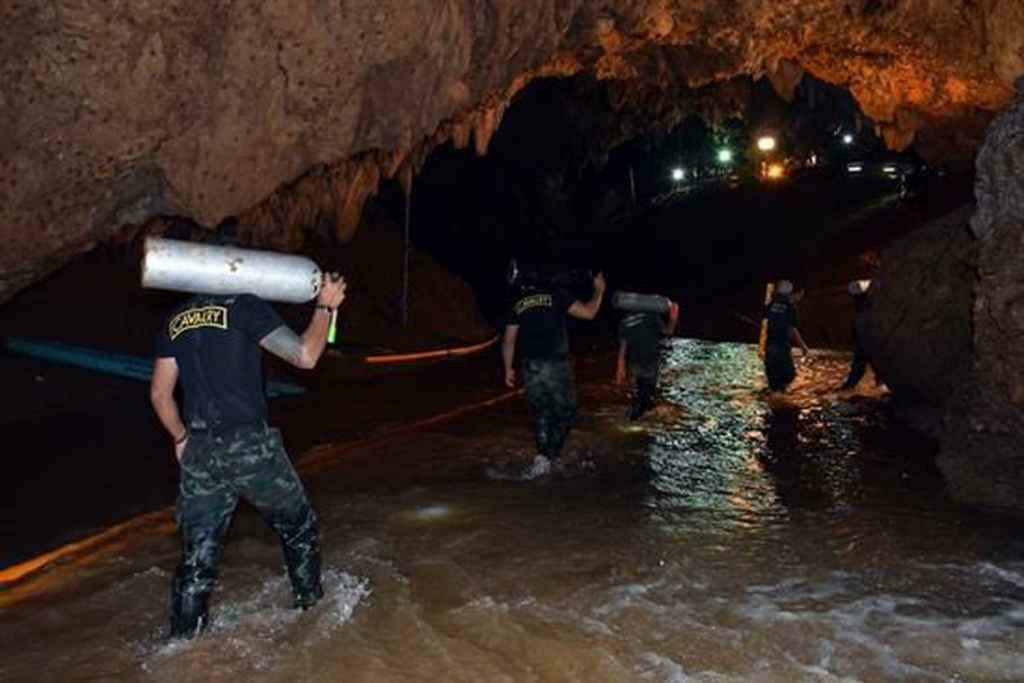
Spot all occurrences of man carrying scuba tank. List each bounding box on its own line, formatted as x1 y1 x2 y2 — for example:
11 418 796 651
501 261 606 473
148 222 347 639
613 291 680 420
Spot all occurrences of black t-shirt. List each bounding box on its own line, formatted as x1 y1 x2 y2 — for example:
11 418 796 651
509 287 572 360
764 296 799 347
154 294 284 427
618 311 662 366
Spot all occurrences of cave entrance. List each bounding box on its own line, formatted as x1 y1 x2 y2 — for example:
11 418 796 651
369 72 973 348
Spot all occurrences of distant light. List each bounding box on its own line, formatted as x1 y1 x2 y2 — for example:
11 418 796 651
717 148 733 164
671 167 685 182
882 164 898 175
403 503 454 523
809 153 818 166
847 162 864 174
765 163 785 180
842 134 854 145
756 136 777 152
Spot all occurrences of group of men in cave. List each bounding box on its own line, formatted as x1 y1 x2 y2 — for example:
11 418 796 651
149 239 873 639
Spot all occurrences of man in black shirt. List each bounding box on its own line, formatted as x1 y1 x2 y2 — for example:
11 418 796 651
840 280 875 390
763 280 810 393
615 300 679 420
502 270 606 472
150 273 346 639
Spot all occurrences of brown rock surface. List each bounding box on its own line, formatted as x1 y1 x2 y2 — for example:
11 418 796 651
862 206 976 438
3 1 1022 301
864 81 1024 508
940 83 1024 508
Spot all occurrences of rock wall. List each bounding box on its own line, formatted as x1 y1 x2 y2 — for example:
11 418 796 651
940 80 1024 508
3 1 1022 302
865 80 1024 509
862 207 976 438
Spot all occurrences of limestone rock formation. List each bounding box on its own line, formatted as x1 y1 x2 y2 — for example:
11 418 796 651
3 1 1022 302
941 82 1024 508
864 80 1024 508
862 207 976 438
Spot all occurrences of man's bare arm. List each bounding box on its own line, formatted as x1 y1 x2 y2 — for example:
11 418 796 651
663 303 679 335
502 324 519 387
150 357 188 459
568 272 607 320
791 328 810 356
260 274 347 369
615 340 628 386
260 310 331 369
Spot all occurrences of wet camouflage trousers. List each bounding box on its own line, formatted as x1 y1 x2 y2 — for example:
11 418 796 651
630 360 659 418
170 424 322 638
842 333 872 389
764 344 796 392
522 357 577 460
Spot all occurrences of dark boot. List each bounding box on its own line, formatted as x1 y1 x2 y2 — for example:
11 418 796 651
169 566 212 639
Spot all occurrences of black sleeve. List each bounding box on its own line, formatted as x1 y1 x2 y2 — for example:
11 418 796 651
508 296 522 326
559 290 575 316
154 326 175 359
789 305 800 329
235 294 285 341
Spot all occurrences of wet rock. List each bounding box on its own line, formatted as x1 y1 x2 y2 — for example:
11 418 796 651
942 89 1024 509
2 1 1022 301
867 86 1024 509
862 206 976 439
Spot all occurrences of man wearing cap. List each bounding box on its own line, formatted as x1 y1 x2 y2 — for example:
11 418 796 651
502 268 606 473
840 280 874 390
150 255 347 639
615 297 680 420
762 280 810 393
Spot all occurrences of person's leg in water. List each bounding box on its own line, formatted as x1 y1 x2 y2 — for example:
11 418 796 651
170 434 239 639
630 360 659 420
841 335 869 390
523 358 576 470
233 425 323 609
764 344 796 393
547 357 577 462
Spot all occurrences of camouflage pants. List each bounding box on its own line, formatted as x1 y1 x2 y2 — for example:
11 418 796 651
170 423 322 638
522 357 577 460
630 359 659 418
842 335 872 389
764 344 796 392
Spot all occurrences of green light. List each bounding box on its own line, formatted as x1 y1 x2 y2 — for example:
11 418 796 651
717 148 733 164
326 310 338 344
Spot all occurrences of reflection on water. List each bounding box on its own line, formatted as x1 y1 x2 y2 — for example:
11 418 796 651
2 340 1023 682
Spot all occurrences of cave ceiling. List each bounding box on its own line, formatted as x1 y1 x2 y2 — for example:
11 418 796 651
1 0 1022 301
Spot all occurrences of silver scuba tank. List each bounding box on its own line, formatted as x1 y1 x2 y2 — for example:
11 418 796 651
141 237 322 304
611 291 672 314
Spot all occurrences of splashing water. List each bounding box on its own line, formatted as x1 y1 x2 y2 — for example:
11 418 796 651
2 340 1023 682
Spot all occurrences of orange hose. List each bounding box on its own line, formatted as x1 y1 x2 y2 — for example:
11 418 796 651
0 384 520 593
363 335 499 365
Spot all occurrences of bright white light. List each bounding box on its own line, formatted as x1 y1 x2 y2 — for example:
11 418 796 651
406 504 453 522
842 134 854 145
847 162 864 173
717 148 733 164
671 167 685 182
756 136 777 152
882 164 898 175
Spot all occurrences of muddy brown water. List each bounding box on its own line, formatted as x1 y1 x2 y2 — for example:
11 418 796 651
2 339 1023 682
